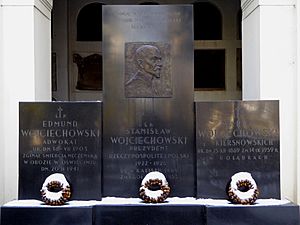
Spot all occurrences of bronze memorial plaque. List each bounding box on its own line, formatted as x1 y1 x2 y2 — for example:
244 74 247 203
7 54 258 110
103 5 194 197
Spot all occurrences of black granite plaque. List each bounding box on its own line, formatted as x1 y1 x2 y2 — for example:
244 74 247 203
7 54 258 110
95 205 206 225
196 101 280 199
19 102 102 200
103 5 195 197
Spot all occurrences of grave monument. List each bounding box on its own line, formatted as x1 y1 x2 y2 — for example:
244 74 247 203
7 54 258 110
102 5 195 197
1 4 299 225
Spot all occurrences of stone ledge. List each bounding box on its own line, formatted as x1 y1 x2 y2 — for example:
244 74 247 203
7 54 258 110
3 197 292 207
2 198 298 225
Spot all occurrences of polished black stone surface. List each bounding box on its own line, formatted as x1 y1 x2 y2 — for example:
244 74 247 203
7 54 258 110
1 206 93 225
2 202 299 225
102 5 195 197
205 204 299 225
196 101 280 199
19 102 102 200
95 205 206 225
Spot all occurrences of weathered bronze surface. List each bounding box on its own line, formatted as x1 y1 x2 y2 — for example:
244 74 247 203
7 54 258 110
73 53 102 90
125 42 172 98
196 101 280 199
103 5 194 197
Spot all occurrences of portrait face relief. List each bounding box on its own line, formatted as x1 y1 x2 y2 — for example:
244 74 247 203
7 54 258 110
125 42 172 98
136 45 162 79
